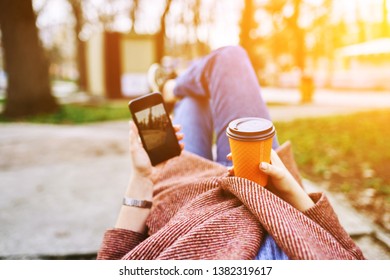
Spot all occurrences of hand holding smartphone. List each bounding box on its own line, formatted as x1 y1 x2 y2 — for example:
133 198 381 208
128 93 181 166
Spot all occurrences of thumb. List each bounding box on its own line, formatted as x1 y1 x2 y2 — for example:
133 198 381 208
129 121 142 148
259 162 285 181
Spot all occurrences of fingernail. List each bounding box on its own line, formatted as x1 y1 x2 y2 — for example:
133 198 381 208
260 162 268 170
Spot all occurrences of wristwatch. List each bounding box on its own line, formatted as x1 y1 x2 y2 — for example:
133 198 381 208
122 197 153 209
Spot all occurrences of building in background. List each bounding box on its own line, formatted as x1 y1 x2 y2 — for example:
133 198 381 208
86 31 157 98
333 38 390 90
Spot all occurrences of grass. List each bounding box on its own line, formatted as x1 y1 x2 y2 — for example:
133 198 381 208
0 101 131 124
275 109 390 229
275 109 390 193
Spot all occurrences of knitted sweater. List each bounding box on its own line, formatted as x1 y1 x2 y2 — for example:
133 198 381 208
97 142 365 260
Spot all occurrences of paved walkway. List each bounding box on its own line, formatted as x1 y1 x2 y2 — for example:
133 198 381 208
262 87 390 121
0 88 389 259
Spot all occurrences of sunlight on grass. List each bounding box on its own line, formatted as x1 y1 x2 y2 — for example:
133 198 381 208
276 110 390 187
275 109 390 228
0 101 131 124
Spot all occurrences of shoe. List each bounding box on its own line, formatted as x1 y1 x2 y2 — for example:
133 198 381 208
147 63 177 93
147 63 178 114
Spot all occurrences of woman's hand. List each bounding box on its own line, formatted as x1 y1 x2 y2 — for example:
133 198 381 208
226 150 314 212
128 121 184 179
115 122 184 232
128 121 153 178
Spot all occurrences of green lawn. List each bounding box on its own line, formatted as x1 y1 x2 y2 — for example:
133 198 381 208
275 109 390 229
0 101 131 124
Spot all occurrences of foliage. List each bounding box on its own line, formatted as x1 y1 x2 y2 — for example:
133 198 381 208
0 102 130 124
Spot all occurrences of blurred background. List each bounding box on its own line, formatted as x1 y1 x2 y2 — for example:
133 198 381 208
0 0 390 259
1 0 390 114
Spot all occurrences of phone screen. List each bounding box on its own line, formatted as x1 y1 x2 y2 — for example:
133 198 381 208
129 93 181 166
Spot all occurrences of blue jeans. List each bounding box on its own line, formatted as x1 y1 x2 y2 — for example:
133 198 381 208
172 46 287 260
173 46 279 166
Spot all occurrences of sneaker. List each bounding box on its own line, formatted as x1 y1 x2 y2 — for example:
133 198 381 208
147 63 177 93
147 63 178 114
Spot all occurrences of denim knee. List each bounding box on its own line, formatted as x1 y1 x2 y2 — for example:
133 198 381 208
213 45 250 63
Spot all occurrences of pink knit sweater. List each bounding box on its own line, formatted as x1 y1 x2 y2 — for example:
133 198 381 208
97 142 365 260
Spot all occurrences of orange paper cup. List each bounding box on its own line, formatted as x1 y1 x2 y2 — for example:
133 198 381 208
226 118 275 186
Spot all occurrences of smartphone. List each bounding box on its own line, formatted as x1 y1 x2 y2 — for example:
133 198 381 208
128 92 181 166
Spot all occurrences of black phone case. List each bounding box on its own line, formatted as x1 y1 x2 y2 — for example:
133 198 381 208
128 93 181 166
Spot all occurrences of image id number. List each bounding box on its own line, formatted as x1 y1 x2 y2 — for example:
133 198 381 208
212 266 272 276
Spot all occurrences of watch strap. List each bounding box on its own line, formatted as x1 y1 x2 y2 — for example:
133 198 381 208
122 197 153 209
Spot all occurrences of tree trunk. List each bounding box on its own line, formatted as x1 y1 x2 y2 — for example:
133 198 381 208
104 32 122 99
383 0 388 37
156 0 172 63
0 0 58 117
239 0 261 72
292 0 305 72
69 0 87 92
239 0 256 52
130 0 139 32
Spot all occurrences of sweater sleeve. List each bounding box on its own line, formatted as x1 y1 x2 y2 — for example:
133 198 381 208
276 142 364 259
96 228 147 260
303 192 365 259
